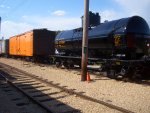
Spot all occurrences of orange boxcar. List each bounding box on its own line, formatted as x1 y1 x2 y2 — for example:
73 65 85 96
9 29 55 57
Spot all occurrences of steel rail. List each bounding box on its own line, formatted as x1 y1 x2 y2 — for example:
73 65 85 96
0 62 134 113
0 72 53 113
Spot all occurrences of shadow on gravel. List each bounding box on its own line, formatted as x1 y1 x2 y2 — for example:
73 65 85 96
0 69 81 113
88 69 150 86
115 77 150 86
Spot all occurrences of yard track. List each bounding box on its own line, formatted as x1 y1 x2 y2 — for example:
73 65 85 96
0 62 134 113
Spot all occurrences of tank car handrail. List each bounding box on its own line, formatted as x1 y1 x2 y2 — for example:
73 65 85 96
102 59 150 63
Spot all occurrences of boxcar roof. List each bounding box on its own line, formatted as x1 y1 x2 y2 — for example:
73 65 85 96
9 28 49 39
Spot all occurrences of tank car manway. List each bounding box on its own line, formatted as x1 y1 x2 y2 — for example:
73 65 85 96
0 62 134 113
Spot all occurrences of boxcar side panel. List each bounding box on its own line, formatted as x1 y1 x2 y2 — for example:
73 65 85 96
16 36 20 55
10 32 33 57
18 32 33 56
9 38 12 55
33 29 55 56
19 34 25 56
24 32 33 56
9 36 17 55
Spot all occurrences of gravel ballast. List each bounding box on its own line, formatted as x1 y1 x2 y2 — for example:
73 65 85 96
0 57 150 113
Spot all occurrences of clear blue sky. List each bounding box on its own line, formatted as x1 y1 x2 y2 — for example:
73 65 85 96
0 0 150 38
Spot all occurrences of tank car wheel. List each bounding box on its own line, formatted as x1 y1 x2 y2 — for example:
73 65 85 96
68 64 74 69
131 68 142 80
107 70 118 79
56 61 62 68
120 68 127 77
63 62 69 69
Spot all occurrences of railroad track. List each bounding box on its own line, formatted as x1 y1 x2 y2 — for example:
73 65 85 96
0 62 134 113
0 72 48 113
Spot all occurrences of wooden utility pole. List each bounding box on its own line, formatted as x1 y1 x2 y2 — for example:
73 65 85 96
0 17 1 35
81 0 89 81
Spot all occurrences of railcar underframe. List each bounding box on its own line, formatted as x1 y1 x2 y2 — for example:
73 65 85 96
53 55 150 80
